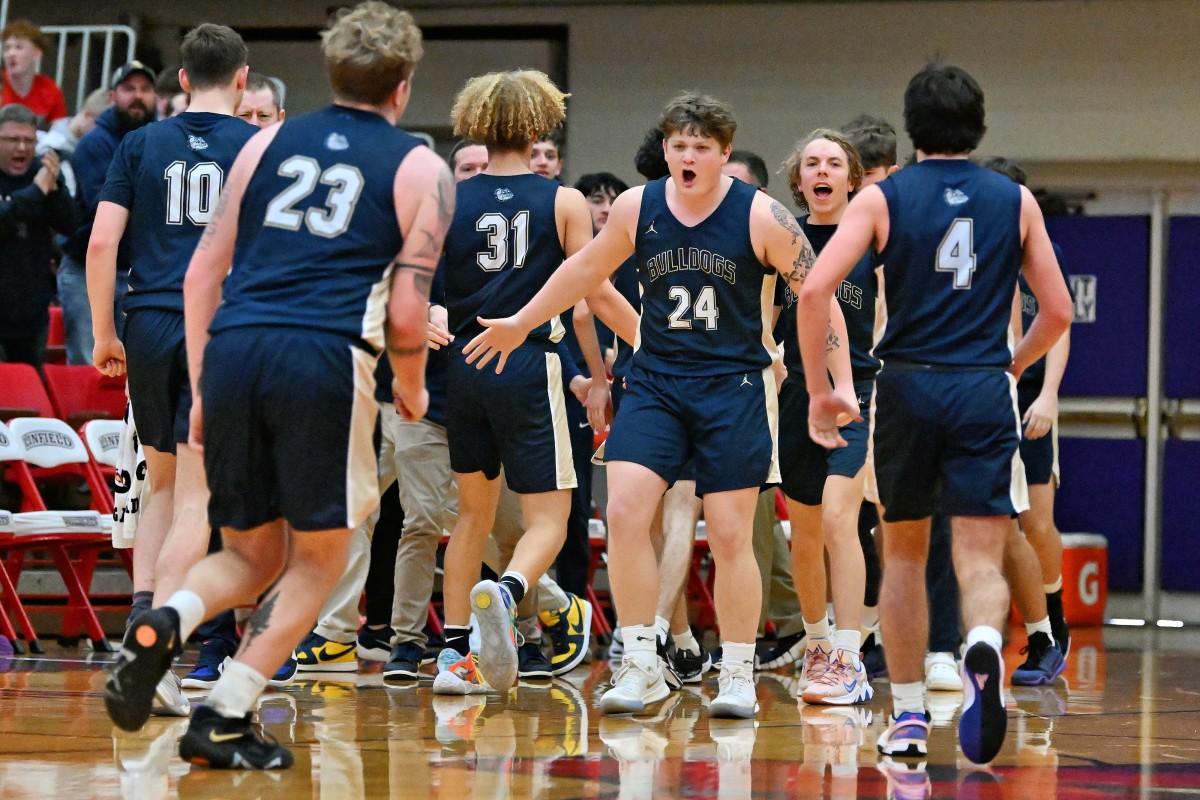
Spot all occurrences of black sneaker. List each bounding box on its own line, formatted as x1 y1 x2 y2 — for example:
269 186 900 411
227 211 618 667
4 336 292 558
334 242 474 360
656 636 684 690
357 625 396 662
182 637 233 689
1048 605 1071 660
1011 631 1066 686
755 631 805 671
517 642 554 680
670 642 712 683
106 607 183 732
179 705 294 769
383 642 425 681
861 632 888 679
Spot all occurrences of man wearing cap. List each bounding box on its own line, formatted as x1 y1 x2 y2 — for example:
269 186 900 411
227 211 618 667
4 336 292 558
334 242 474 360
57 61 156 365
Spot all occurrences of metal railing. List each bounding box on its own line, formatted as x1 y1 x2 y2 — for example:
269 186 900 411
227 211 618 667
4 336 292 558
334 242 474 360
39 25 137 113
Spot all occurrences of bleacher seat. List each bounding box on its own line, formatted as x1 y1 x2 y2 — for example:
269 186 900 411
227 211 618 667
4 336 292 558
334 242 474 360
0 363 56 420
44 306 67 365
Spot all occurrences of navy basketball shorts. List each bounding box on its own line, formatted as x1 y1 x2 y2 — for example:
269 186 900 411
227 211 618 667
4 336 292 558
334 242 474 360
445 343 577 495
871 366 1029 522
1017 380 1059 487
778 378 873 506
604 364 780 496
123 308 191 454
202 328 380 532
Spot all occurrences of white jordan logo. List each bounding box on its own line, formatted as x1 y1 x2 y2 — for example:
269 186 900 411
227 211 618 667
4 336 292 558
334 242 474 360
645 221 657 235
740 375 752 387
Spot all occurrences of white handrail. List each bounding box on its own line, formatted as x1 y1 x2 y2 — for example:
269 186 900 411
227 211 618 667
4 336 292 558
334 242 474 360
36 24 137 113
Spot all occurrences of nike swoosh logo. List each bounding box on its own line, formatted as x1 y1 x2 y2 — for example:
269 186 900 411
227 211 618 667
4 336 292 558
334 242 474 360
843 680 858 693
208 730 244 743
578 422 591 428
974 674 988 691
635 636 654 643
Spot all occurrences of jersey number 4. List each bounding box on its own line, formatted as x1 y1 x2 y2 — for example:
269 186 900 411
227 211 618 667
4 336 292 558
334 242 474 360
164 161 222 225
264 156 365 238
667 285 719 330
936 217 976 289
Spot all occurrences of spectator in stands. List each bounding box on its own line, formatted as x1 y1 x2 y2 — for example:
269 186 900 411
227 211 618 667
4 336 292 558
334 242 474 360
37 87 111 197
0 104 74 368
235 72 285 128
1 21 66 126
57 61 156 365
154 68 183 120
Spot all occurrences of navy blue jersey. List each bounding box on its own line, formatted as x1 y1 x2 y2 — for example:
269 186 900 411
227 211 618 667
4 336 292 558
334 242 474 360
633 177 775 376
101 112 256 312
609 255 639 380
444 173 566 344
774 217 879 382
210 106 425 350
1018 242 1073 387
874 160 1023 368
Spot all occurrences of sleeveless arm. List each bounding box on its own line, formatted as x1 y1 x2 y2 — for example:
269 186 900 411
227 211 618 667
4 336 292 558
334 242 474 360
1011 187 1072 380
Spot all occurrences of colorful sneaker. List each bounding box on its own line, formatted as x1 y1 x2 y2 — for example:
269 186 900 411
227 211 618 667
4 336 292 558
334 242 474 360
600 654 669 714
382 641 424 681
755 631 805 671
432 694 487 744
356 625 395 662
797 639 832 694
709 659 759 719
269 656 297 688
959 641 1007 764
539 593 592 676
517 642 554 680
178 704 293 770
801 648 874 705
877 710 931 758
1011 632 1066 686
878 756 932 800
105 607 183 732
292 632 358 673
924 651 963 691
432 648 489 695
471 580 519 691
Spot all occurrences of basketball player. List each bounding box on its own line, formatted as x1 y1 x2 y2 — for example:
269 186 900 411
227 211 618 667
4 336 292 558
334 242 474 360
464 93 855 719
102 2 447 769
795 64 1072 764
777 129 875 706
87 23 255 717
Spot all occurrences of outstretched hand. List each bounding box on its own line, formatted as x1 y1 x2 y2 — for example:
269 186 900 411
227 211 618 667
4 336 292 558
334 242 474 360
462 315 528 373
808 390 861 449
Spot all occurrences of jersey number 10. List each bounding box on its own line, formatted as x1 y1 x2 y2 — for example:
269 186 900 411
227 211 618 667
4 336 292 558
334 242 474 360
164 161 223 225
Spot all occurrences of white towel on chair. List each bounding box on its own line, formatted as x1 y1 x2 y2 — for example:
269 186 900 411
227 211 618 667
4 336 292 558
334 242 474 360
111 402 147 549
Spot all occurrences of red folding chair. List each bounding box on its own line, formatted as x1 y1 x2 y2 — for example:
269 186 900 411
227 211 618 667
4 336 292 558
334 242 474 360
1 417 119 650
42 365 127 430
0 363 56 420
44 306 67 365
0 426 40 653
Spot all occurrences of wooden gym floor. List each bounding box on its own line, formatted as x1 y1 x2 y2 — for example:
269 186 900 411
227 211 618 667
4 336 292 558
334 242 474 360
0 627 1196 799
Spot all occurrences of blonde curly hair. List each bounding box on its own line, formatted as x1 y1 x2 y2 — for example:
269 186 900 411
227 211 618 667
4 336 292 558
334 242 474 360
451 70 568 151
781 128 864 211
322 1 424 105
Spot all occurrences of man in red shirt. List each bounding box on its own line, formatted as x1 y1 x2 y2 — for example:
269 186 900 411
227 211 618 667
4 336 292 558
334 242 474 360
1 21 66 125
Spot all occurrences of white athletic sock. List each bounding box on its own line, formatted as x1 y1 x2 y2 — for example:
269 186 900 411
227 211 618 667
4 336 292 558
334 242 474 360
965 625 1004 654
164 590 206 642
721 641 755 668
891 680 926 717
207 660 268 719
1025 617 1055 645
1044 576 1063 594
833 629 862 657
673 627 699 654
622 624 658 665
803 616 831 643
654 616 670 645
861 605 880 631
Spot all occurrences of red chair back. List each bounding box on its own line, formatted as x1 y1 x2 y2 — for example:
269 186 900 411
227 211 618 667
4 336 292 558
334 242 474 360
41 365 127 429
0 363 56 420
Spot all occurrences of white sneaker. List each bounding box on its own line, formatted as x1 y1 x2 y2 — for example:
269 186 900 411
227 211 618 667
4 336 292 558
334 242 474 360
709 660 759 719
150 670 190 717
801 648 874 706
925 651 964 692
600 655 669 714
471 580 519 692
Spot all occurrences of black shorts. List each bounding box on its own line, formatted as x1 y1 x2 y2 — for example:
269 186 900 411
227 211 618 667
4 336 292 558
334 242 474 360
1017 381 1059 487
124 308 190 454
778 378 873 506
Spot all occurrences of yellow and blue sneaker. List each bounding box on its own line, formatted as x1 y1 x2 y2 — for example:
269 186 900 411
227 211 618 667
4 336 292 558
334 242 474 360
292 631 357 673
539 593 593 676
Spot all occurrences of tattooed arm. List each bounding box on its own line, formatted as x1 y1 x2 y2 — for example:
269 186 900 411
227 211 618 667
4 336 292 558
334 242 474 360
755 196 854 400
183 125 281 450
387 148 455 421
